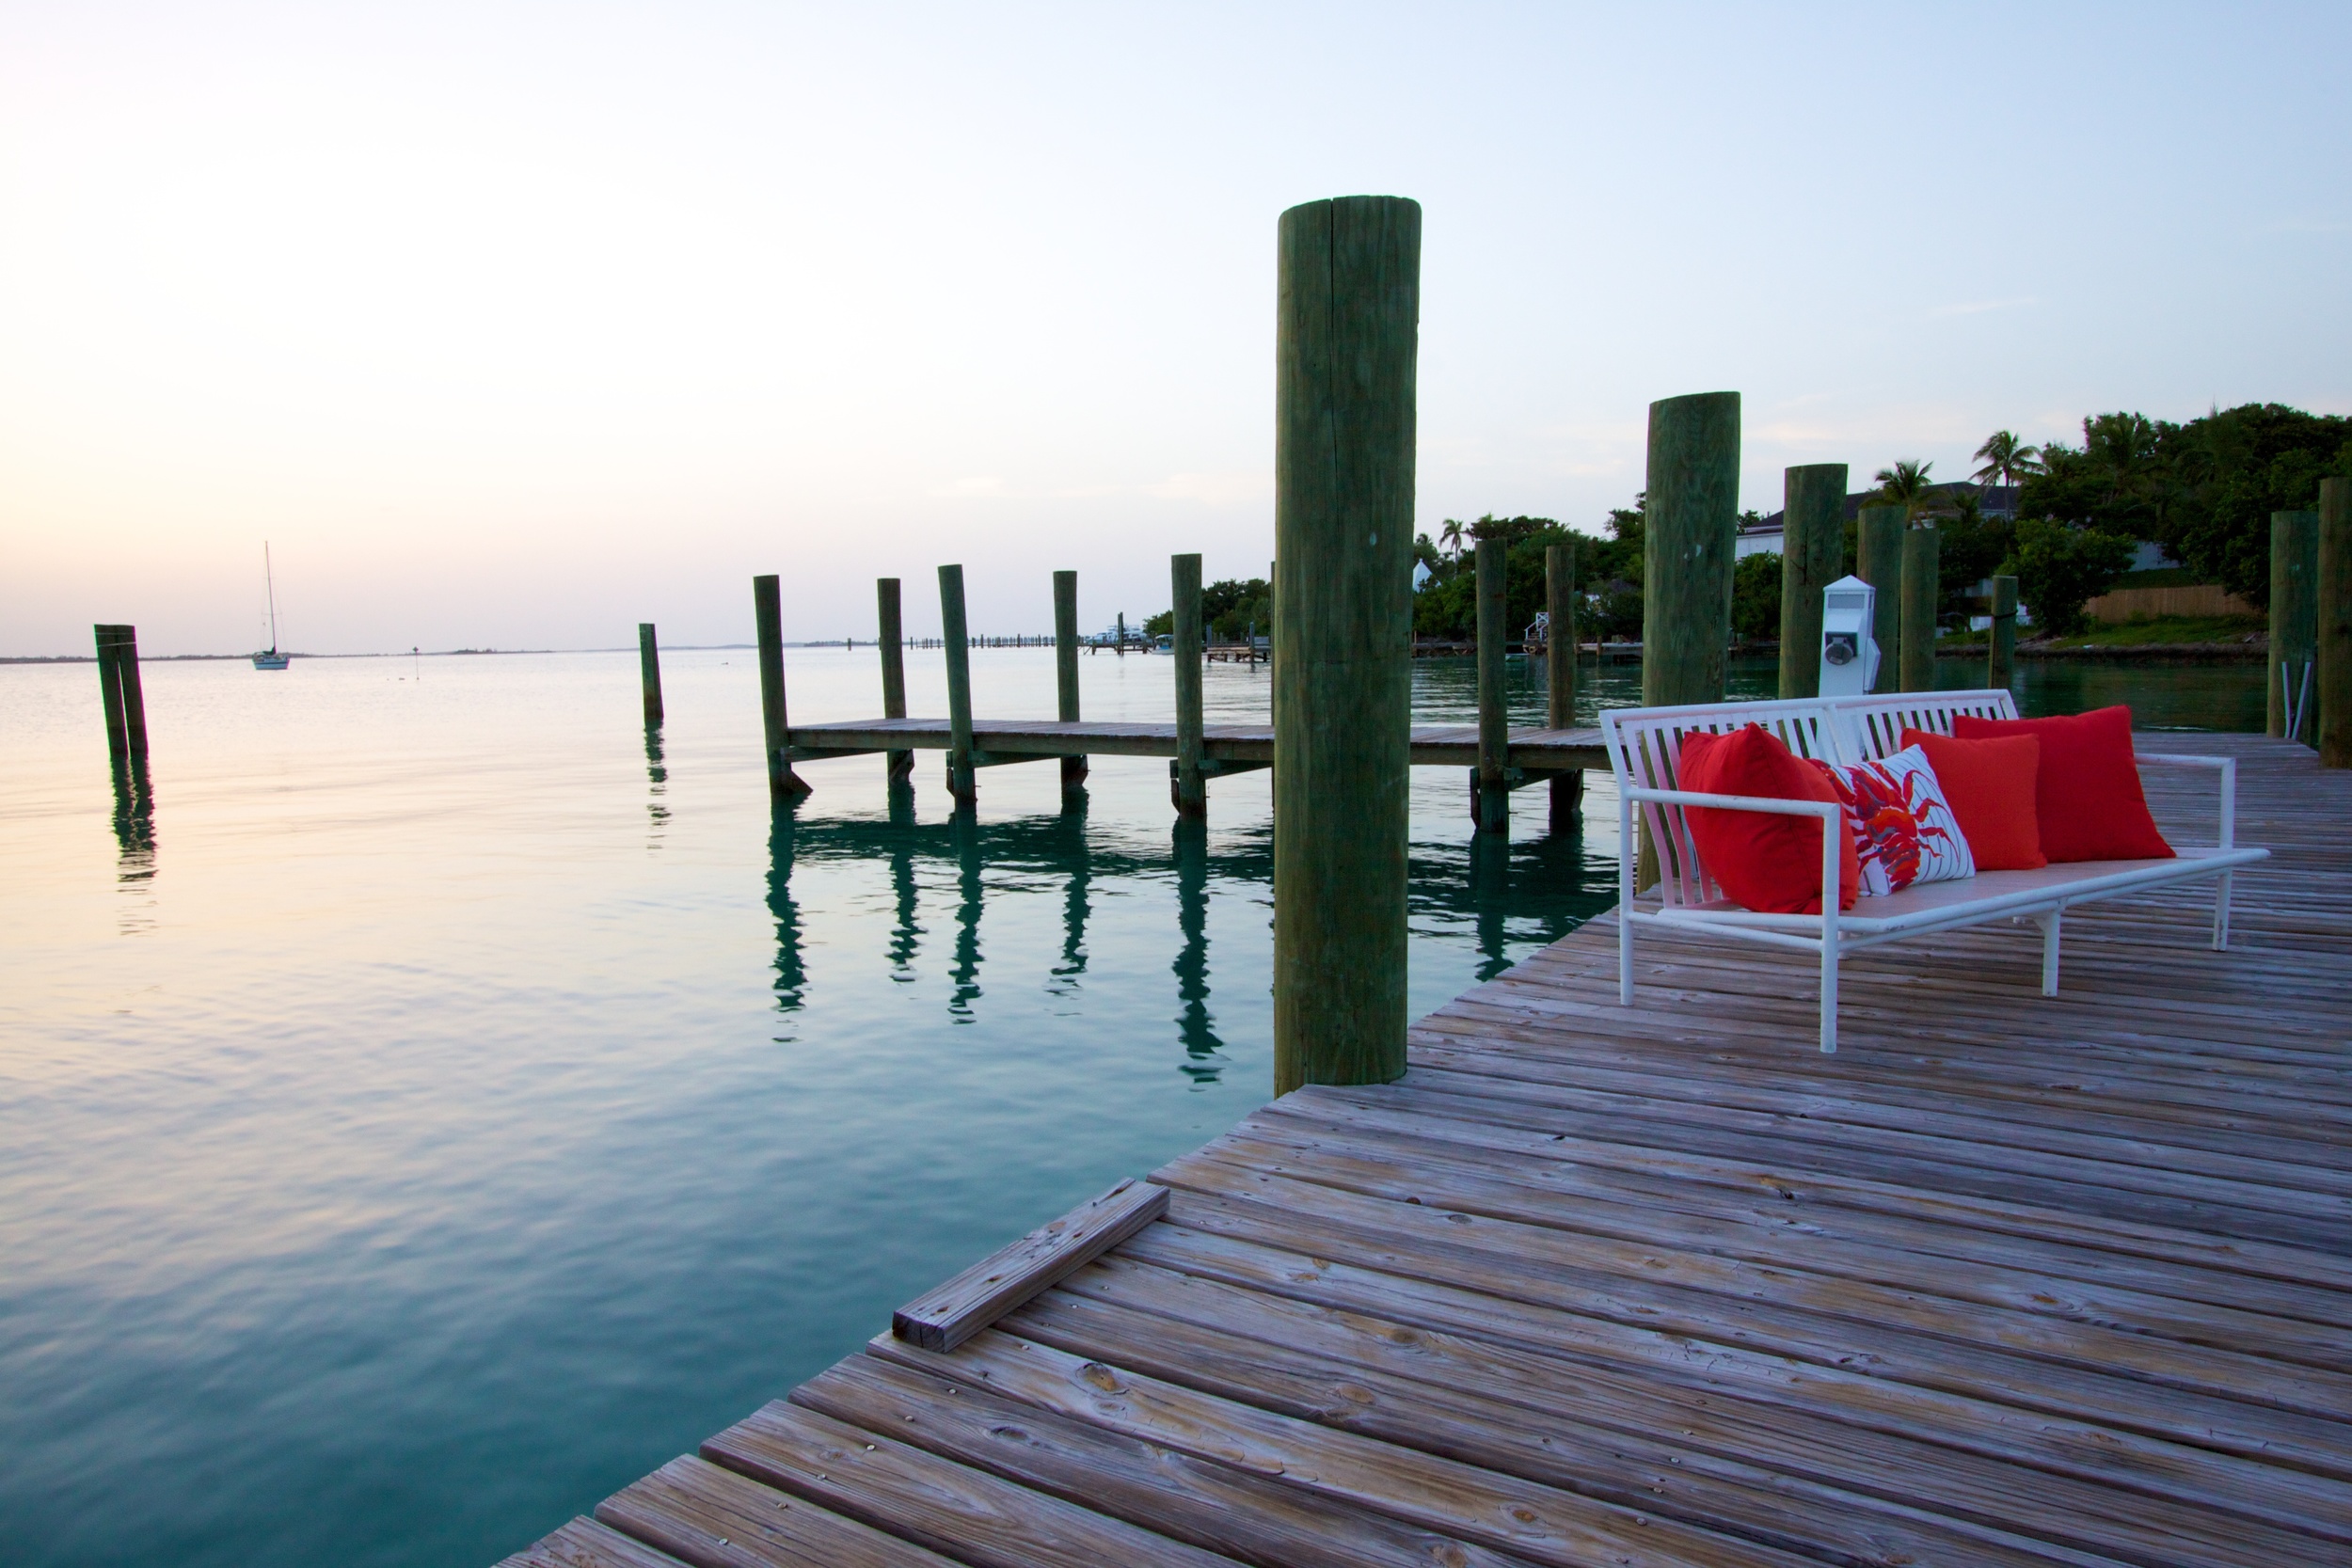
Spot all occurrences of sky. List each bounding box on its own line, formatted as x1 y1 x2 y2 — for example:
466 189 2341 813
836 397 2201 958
3 1 2346 656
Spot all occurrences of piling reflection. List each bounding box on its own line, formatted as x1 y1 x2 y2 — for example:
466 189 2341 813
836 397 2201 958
643 724 669 846
948 812 984 1021
1050 790 1090 998
886 784 922 979
1171 818 1226 1084
766 800 807 1021
109 754 157 935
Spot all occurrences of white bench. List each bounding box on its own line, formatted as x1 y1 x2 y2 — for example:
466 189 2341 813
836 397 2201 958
1599 689 2269 1053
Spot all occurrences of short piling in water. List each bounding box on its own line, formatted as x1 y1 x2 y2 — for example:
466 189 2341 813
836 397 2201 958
638 624 664 724
1054 570 1086 790
939 564 977 808
1777 464 1847 699
2321 480 2351 768
1854 505 1906 693
753 577 811 799
1900 523 1939 693
94 625 128 759
1546 540 1581 825
1171 554 1206 816
2269 510 2320 742
1988 574 2019 690
1272 194 1418 1094
877 578 913 786
1473 536 1509 834
92 625 150 760
1641 392 1740 708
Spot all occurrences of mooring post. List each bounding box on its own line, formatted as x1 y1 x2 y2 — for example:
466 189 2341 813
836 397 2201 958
1473 535 1509 834
876 578 913 785
1053 569 1087 789
2269 510 2320 742
1115 611 1126 655
638 623 664 724
112 625 151 758
1988 574 2018 690
93 625 129 759
939 563 977 808
1642 392 1740 708
1545 540 1581 825
1272 194 1418 1095
1854 504 1906 693
753 577 811 799
1900 523 1939 692
2319 479 2350 768
1777 464 1847 699
1171 553 1206 816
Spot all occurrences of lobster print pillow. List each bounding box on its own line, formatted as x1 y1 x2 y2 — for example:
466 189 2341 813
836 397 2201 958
1811 746 1977 896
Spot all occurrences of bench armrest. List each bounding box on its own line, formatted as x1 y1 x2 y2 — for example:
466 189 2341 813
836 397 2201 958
2135 752 2236 850
1618 787 1843 929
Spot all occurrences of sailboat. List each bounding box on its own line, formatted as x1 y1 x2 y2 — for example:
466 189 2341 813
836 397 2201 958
251 544 290 670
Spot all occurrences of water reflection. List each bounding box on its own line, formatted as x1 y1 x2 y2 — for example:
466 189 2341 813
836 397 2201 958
886 785 922 980
766 801 807 1023
1171 818 1226 1084
948 813 983 1022
643 724 669 847
109 753 157 935
1050 790 1090 998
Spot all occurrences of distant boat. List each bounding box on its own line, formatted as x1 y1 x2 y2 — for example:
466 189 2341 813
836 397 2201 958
252 544 290 670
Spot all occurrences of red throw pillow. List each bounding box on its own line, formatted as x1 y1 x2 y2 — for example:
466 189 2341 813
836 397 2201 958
1677 724 1858 914
1899 729 2046 871
1949 706 2172 863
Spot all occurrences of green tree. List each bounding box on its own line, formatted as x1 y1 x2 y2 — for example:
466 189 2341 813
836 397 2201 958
1731 552 1781 643
1439 518 1467 562
1873 459 1936 518
1925 486 2011 626
1971 430 2042 491
2004 518 2136 637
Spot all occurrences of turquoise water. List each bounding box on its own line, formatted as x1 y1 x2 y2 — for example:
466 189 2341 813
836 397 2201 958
0 645 2261 1566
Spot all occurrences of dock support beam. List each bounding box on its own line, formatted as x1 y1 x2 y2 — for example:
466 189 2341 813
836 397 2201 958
1473 536 1508 833
1272 194 1418 1095
638 623 664 724
1171 553 1206 816
2269 510 2319 743
877 578 913 785
1777 464 1847 699
1855 505 1906 694
940 564 977 808
1900 523 1939 693
2320 480 2350 768
753 577 810 799
1641 392 1740 708
94 624 150 760
1988 574 2018 690
1054 570 1086 790
1546 540 1581 826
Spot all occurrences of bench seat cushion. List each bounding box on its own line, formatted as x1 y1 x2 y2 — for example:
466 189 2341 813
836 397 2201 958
1677 724 1859 914
1658 846 2252 931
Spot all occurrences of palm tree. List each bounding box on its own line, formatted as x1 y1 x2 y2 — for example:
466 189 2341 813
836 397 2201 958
1439 518 1466 562
1873 459 1936 519
1970 430 2042 496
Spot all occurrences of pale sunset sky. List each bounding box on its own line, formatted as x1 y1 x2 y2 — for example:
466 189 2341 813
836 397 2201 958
2 1 2345 655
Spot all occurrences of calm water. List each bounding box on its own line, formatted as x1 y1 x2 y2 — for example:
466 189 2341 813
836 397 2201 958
0 645 2261 1567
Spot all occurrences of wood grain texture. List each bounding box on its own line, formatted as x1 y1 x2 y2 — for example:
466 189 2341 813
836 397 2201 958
637 624 663 725
893 1176 1168 1352
1854 505 1905 693
1172 553 1206 816
1053 568 1087 788
1776 464 1846 700
1990 572 2019 690
1642 391 1740 708
1899 522 1938 693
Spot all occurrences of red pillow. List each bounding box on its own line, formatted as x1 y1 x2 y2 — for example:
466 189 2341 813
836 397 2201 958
1899 729 2046 871
1949 706 2172 863
1677 725 1858 914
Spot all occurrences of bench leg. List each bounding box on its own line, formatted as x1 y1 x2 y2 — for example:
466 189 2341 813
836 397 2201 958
2212 871 2233 951
1818 933 1838 1054
1617 794 1636 1006
2034 909 2062 996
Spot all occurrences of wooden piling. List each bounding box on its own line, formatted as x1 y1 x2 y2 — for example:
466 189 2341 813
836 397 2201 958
2321 479 2351 768
1546 540 1581 825
1272 194 1418 1095
753 577 810 799
93 625 129 759
2269 510 2319 741
1988 574 2018 690
637 624 664 724
1054 569 1086 789
1900 523 1939 692
876 578 913 785
1776 464 1847 699
1854 505 1906 693
1640 392 1740 708
1171 553 1206 816
939 564 977 807
1473 535 1508 834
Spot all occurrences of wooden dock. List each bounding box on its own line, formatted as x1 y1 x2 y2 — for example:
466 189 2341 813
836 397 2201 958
501 731 2352 1568
787 718 1608 776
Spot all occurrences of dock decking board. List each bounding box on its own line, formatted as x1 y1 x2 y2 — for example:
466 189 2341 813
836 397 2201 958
501 733 2351 1568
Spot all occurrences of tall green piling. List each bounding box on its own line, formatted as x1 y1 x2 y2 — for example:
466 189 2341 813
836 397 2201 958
2320 480 2351 768
114 625 149 758
1054 569 1086 789
1641 393 1740 708
1988 575 2018 690
1272 194 1418 1095
1777 464 1847 698
1171 553 1206 816
2270 510 2320 741
1900 524 1939 692
1854 505 1906 692
877 578 912 785
939 563 977 807
1474 535 1508 834
1546 540 1581 824
94 625 128 759
753 577 809 799
638 623 664 724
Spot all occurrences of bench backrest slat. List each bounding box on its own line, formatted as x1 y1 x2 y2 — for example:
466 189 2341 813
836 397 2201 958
1833 689 2020 761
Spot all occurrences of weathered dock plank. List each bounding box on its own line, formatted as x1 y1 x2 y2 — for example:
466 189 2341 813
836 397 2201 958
499 733 2352 1568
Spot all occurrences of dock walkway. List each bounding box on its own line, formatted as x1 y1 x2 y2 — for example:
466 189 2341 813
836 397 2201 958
504 732 2351 1568
786 717 1608 775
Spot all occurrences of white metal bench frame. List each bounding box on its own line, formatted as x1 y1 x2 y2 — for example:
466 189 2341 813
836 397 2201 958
1600 689 2270 1053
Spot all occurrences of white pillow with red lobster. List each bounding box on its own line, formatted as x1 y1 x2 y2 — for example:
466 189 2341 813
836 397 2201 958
1809 745 1977 896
